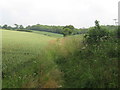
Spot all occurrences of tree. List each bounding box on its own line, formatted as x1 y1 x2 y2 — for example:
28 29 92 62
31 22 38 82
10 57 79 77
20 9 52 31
14 24 19 29
95 20 100 29
2 24 8 29
7 26 12 30
84 20 109 44
62 28 73 37
26 25 31 30
63 25 74 30
19 25 24 29
62 25 74 37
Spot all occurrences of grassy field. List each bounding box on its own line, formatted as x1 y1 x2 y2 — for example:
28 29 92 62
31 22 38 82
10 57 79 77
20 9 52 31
2 29 62 88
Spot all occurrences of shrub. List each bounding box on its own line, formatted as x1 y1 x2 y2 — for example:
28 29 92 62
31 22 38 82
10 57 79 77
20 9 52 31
84 20 110 44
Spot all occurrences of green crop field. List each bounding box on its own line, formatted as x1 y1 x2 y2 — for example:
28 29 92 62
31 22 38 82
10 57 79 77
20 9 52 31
2 29 61 88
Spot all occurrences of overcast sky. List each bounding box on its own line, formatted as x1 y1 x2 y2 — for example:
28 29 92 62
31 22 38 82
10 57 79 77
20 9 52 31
0 0 119 28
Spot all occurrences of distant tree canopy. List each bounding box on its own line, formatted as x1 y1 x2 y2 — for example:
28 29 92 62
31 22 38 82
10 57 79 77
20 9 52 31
19 25 24 29
25 24 89 35
2 24 8 29
62 25 75 37
62 28 73 37
1 24 25 30
14 24 19 29
14 24 24 30
1 23 117 36
63 25 74 30
26 24 64 34
2 24 12 30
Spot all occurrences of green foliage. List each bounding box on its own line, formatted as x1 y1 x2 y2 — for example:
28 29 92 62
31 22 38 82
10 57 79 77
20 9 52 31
84 20 110 44
7 26 12 30
101 25 117 32
26 24 84 35
62 25 75 37
95 20 100 29
19 25 24 29
63 25 74 30
51 34 118 88
117 26 120 38
2 24 8 29
2 21 119 88
2 24 25 30
14 24 25 30
2 24 13 30
62 28 73 37
1 24 88 35
43 23 118 88
14 24 19 29
26 24 64 34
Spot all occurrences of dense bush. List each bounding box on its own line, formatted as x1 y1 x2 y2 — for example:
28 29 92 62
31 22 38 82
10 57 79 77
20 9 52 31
84 20 110 44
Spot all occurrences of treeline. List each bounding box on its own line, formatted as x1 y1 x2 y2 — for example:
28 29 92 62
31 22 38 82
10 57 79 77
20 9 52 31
0 24 24 30
0 24 117 36
0 24 88 35
26 24 64 34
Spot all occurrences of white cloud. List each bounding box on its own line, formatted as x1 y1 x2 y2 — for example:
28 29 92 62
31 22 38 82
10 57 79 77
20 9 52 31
0 0 119 28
